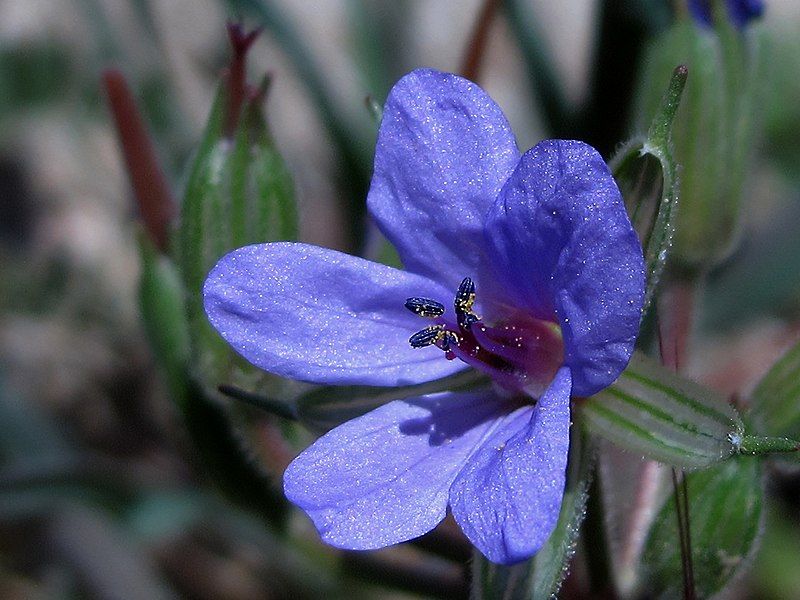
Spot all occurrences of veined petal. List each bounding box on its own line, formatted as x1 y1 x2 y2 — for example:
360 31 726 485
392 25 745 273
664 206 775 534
448 367 572 564
283 390 510 550
368 68 520 291
485 140 645 396
203 242 465 386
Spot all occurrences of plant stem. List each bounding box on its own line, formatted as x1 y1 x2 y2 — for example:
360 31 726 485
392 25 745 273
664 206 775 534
616 459 665 595
658 278 698 599
460 0 501 83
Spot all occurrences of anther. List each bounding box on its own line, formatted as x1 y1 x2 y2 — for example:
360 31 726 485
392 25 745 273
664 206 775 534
455 277 479 330
404 297 445 318
409 325 445 348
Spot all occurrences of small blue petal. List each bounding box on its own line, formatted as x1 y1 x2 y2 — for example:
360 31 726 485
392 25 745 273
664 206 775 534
688 0 764 29
448 367 572 564
203 242 466 386
368 68 521 293
484 140 645 396
283 390 510 549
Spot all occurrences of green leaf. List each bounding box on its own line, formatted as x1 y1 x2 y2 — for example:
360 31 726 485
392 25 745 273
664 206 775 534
752 506 800 598
611 66 685 313
471 428 594 599
581 353 743 468
750 338 800 441
640 457 764 598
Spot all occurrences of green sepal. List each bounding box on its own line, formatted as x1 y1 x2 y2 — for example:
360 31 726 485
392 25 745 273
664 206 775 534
632 18 761 272
232 76 298 245
470 428 594 600
531 428 594 597
580 352 743 468
610 66 685 314
176 81 232 383
640 457 764 598
225 0 374 250
177 76 298 384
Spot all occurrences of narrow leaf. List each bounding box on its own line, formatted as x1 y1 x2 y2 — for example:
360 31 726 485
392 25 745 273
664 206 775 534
502 0 571 135
295 369 486 433
581 352 743 468
640 457 764 598
139 239 288 529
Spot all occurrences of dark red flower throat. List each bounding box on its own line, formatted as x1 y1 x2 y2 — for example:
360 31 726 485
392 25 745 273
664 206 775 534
406 278 563 394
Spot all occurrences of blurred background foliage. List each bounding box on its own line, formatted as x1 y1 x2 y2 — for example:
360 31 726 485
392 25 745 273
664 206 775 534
2 0 800 598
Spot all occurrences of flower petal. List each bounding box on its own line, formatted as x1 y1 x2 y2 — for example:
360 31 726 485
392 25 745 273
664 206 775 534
203 242 465 386
484 140 645 396
368 68 520 291
688 0 764 28
448 367 572 564
283 390 510 550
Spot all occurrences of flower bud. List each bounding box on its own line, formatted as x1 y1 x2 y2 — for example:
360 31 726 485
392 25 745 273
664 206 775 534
632 10 762 273
178 27 297 378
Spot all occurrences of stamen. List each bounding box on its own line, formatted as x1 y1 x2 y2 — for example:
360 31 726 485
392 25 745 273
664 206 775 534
446 342 521 390
409 325 445 348
404 276 562 394
471 325 527 365
455 277 479 330
404 297 445 318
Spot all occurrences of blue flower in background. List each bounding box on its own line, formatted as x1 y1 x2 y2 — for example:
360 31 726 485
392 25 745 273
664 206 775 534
203 69 645 564
688 0 764 28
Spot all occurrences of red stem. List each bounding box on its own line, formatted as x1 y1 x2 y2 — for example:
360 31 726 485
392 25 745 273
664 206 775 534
102 69 175 252
460 0 501 83
658 280 695 372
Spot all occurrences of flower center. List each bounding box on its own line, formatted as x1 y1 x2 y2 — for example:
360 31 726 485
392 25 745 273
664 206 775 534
405 277 564 394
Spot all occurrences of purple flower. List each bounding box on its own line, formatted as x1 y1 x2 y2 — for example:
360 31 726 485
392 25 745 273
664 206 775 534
688 0 764 28
203 69 645 564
